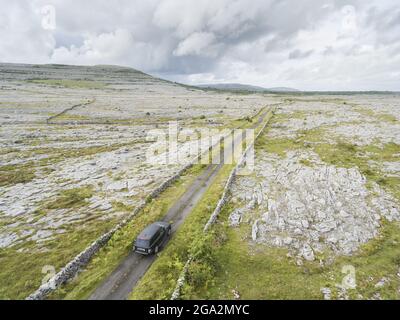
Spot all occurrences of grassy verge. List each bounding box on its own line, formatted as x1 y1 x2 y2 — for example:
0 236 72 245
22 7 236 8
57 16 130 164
47 164 207 299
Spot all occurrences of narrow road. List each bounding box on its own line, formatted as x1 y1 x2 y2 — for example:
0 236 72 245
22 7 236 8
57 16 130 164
89 107 272 300
89 161 222 300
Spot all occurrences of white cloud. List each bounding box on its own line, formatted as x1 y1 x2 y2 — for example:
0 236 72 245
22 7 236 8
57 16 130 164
173 32 218 57
0 0 399 90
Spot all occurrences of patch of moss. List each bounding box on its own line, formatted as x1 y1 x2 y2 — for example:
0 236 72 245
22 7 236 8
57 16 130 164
29 79 106 90
54 114 90 121
353 106 398 123
377 114 397 123
44 186 93 210
299 159 313 167
111 201 135 213
255 135 300 158
0 163 36 187
0 217 116 300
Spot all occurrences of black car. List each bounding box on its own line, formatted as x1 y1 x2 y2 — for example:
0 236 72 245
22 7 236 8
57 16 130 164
133 221 171 255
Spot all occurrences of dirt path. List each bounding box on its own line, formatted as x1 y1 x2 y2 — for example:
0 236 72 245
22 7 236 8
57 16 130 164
88 107 272 300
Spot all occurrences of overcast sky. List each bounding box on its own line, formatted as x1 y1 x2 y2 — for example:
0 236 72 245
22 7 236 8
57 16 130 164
1 0 399 90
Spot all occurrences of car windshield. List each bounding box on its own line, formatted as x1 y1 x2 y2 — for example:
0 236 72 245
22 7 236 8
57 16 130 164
135 239 150 248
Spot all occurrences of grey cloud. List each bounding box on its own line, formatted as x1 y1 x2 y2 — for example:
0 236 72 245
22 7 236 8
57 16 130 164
0 0 399 90
289 49 314 60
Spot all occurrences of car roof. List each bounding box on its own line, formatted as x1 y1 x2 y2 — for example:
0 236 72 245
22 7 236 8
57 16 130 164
137 222 163 240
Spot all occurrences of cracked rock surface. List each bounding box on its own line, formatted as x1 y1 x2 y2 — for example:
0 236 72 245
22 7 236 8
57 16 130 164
229 96 400 262
231 150 399 260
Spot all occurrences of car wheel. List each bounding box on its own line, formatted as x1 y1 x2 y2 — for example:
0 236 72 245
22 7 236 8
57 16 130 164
155 245 159 254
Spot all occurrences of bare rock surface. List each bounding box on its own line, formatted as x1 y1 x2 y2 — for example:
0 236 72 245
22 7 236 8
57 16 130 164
231 150 400 259
229 95 400 262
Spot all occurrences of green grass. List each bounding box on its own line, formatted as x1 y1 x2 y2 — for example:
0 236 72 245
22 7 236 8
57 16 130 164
183 206 325 299
258 121 400 198
44 186 94 210
0 148 20 155
30 79 106 89
0 164 208 300
256 135 300 157
353 105 397 123
0 141 143 187
53 114 90 121
377 114 397 123
47 164 207 299
111 201 135 213
0 217 116 300
313 141 400 197
0 163 36 187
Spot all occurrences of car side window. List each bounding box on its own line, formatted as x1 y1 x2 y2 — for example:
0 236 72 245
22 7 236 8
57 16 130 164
151 229 161 245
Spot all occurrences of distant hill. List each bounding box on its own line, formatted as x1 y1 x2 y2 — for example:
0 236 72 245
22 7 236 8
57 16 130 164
197 83 299 92
266 87 299 92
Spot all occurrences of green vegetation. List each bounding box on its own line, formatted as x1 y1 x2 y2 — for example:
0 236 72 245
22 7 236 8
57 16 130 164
128 106 276 299
0 147 19 156
183 204 324 299
0 162 36 187
352 105 397 123
258 119 400 199
111 201 135 213
129 164 234 300
377 113 397 123
52 114 90 121
243 116 253 123
182 203 400 299
44 186 93 210
0 141 143 186
313 141 400 196
299 158 313 167
29 79 106 89
0 216 116 300
256 135 299 157
180 108 400 300
47 164 207 299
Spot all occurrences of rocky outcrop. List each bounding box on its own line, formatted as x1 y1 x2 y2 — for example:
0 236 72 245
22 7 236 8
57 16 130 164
230 150 400 261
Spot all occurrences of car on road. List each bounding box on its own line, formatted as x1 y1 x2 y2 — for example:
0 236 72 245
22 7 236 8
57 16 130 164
133 221 171 255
